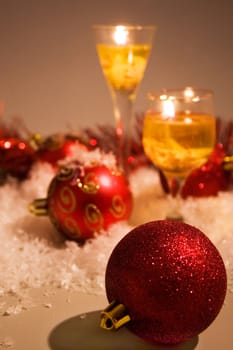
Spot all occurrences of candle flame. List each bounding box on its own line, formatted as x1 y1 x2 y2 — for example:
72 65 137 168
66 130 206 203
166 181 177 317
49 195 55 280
113 25 128 45
162 99 175 118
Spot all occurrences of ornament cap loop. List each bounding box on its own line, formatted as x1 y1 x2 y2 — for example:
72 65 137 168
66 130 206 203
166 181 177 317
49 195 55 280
29 198 48 216
100 300 131 331
29 133 43 150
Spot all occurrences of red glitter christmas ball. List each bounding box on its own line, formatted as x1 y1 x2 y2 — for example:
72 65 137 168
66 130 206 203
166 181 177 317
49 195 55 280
104 220 227 345
30 164 133 243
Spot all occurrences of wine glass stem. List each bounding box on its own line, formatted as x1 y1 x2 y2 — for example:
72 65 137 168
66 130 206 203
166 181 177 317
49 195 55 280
165 176 185 221
111 90 135 174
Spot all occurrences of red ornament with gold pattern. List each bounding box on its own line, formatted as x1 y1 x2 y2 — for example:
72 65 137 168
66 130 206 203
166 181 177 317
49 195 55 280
29 164 133 243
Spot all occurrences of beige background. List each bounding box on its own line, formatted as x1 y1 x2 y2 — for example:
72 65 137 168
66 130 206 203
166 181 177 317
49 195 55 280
0 0 232 135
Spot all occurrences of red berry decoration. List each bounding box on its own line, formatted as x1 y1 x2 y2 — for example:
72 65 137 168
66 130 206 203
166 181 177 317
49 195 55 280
182 144 230 198
29 164 133 243
0 137 35 181
101 220 227 345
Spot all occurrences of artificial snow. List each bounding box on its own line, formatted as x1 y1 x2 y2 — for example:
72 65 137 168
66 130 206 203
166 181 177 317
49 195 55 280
0 150 233 315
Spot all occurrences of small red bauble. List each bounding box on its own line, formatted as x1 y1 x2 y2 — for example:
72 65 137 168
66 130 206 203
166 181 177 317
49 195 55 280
0 137 35 180
36 140 78 166
101 220 227 345
33 133 87 167
182 144 230 198
30 164 133 243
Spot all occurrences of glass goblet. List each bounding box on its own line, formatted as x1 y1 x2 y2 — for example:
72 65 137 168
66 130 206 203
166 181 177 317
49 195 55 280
93 24 156 174
142 87 216 220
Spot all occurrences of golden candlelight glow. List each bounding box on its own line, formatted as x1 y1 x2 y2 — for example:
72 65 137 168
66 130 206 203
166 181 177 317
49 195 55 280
184 87 194 99
160 94 167 101
128 50 133 64
192 96 200 102
184 116 192 124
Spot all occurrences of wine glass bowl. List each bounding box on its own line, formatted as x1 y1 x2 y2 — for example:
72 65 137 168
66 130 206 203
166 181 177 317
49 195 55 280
142 87 216 219
94 25 154 94
93 25 156 173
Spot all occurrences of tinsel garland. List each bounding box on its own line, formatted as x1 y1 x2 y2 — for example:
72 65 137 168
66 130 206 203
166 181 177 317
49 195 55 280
81 113 149 170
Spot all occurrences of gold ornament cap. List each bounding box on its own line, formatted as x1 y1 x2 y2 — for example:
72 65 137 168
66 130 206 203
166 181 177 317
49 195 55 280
100 300 131 331
28 198 48 216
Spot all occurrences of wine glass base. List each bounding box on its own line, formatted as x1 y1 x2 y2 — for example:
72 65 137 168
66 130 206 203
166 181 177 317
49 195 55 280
165 194 184 222
165 215 184 222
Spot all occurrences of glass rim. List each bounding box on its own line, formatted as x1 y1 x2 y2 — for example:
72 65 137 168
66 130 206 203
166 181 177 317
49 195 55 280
147 87 214 101
92 24 157 31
